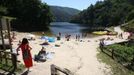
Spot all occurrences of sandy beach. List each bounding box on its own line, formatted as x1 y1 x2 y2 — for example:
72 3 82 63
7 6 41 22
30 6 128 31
12 32 127 75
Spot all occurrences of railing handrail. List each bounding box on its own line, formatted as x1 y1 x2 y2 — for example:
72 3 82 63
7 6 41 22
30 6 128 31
51 64 73 75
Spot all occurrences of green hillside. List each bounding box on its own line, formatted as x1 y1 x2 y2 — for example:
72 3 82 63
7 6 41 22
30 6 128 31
0 0 53 32
50 6 80 22
71 0 134 27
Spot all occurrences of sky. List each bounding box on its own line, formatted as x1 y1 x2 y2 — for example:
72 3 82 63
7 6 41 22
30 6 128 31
42 0 103 10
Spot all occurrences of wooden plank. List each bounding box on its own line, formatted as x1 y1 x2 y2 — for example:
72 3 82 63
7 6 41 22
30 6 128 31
6 19 13 52
0 19 6 51
51 64 73 75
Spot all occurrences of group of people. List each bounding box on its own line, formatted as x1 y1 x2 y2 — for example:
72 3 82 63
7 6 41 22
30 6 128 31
16 38 47 72
116 32 133 40
65 34 71 41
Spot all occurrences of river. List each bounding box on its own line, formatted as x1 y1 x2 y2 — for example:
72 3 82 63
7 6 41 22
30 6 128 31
50 22 90 36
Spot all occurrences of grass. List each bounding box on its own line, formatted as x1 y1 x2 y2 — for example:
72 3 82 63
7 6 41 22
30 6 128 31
0 59 25 73
97 49 134 75
15 63 25 73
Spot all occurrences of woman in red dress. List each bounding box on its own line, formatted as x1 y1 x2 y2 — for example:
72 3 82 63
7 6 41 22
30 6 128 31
17 38 33 71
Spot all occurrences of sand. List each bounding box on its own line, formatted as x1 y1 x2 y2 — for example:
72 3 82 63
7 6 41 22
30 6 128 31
12 32 127 75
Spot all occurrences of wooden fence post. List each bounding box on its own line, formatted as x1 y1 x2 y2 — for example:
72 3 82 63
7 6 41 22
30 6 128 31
99 42 103 52
11 53 17 72
112 49 114 59
51 64 59 75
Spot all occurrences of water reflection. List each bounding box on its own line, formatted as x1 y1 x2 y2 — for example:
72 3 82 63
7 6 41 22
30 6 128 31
50 22 89 35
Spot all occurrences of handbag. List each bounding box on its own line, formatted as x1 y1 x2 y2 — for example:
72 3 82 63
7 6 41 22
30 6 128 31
23 45 29 59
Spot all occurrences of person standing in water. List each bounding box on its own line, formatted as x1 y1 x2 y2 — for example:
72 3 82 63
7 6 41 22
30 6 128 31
17 38 33 71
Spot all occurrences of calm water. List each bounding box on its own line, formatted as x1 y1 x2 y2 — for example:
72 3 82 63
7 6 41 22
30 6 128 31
50 22 90 36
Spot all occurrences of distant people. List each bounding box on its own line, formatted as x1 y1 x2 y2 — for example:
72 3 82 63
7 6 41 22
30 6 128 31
82 33 84 38
42 32 45 36
128 32 133 39
67 34 71 41
84 33 88 38
64 33 71 41
30 37 35 40
99 38 105 51
119 33 123 39
57 35 61 40
16 38 33 71
59 32 61 37
34 47 46 62
57 32 61 40
77 34 80 41
76 34 78 41
65 34 67 41
12 32 16 40
82 33 88 38
18 40 21 46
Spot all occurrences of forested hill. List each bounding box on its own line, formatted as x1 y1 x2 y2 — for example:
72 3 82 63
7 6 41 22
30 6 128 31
0 0 53 32
50 6 80 22
71 0 134 27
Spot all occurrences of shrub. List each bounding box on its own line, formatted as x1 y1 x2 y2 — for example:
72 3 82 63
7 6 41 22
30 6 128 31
106 44 134 63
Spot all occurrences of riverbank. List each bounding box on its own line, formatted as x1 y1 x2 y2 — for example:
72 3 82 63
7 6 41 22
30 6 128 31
11 32 127 75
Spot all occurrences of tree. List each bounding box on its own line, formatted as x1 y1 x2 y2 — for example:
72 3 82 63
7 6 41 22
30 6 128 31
71 0 134 27
0 0 53 31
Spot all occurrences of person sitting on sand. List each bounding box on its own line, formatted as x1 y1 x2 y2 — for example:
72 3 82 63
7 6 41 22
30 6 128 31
12 32 16 40
34 47 47 62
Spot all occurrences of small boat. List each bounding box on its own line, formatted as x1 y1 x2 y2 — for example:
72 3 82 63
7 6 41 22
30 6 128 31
92 31 108 35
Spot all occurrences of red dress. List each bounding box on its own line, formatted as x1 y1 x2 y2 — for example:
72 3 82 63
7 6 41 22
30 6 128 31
19 44 33 68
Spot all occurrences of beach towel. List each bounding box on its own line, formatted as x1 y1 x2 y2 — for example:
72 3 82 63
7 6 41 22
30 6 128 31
46 52 54 59
48 37 55 42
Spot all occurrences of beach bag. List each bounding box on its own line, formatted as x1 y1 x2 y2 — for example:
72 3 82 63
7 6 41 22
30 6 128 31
23 45 29 59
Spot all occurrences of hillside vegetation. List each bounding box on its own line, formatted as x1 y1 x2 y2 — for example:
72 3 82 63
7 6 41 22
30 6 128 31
0 0 53 32
71 0 134 27
50 6 80 22
122 20 134 32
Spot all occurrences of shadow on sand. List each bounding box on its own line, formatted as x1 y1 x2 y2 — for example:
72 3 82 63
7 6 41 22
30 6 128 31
21 70 29 75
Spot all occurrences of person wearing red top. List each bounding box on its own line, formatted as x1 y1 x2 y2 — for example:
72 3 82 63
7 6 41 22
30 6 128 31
17 38 33 71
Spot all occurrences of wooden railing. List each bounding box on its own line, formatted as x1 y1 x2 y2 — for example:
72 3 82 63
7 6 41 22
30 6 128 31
99 43 134 65
51 64 73 75
99 44 115 59
0 16 19 74
0 50 19 74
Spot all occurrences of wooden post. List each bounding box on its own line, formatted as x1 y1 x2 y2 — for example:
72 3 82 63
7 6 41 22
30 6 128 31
112 49 114 59
6 19 13 52
51 64 72 75
51 64 59 75
99 42 103 52
0 20 2 63
12 53 17 71
0 18 6 51
0 16 17 73
0 51 2 63
0 18 5 64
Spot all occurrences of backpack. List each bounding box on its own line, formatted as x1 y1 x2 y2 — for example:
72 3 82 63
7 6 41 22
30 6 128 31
23 45 29 59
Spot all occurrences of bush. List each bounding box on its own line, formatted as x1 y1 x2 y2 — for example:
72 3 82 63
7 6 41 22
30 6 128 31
106 44 134 63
